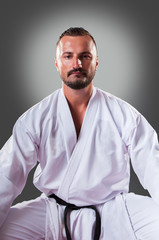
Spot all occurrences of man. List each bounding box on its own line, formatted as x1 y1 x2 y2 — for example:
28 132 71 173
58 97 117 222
0 27 159 240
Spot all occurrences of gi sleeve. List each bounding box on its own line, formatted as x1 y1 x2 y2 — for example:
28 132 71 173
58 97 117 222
0 118 38 227
128 114 159 205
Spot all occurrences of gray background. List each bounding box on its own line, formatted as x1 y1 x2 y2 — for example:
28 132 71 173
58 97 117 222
0 1 159 204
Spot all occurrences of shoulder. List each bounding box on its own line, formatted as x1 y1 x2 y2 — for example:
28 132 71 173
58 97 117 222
95 87 142 141
95 87 140 120
14 89 61 132
95 87 144 143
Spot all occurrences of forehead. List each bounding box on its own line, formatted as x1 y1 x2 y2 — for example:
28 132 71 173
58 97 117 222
57 35 96 55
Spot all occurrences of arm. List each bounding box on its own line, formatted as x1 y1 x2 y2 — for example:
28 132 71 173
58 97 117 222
0 119 38 227
128 114 159 204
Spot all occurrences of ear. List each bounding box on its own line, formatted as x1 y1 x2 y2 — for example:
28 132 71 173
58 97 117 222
55 57 59 72
96 56 99 68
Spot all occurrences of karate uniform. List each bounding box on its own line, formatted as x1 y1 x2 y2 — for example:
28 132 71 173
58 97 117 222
0 87 159 239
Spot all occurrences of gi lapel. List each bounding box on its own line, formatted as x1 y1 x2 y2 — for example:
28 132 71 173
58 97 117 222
58 89 77 161
57 87 98 202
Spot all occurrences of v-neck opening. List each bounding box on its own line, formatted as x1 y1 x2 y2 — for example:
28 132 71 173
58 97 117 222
61 87 96 142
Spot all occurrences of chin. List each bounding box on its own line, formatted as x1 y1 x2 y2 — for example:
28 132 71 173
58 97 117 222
63 78 92 90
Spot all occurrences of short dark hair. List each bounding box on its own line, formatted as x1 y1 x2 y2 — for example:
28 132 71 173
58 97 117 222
56 27 97 49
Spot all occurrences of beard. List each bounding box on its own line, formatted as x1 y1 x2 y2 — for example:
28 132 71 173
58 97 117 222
63 77 93 89
61 68 95 90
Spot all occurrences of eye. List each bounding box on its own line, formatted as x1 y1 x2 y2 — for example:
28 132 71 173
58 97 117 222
64 55 71 59
82 54 91 59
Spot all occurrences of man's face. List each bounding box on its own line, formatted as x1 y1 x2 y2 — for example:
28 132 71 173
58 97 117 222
55 35 98 89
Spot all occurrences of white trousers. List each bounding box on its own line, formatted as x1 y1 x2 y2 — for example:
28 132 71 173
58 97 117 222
0 193 159 240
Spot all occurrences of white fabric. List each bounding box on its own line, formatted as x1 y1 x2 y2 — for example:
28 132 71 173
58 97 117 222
124 193 159 240
1 193 159 239
1 86 159 237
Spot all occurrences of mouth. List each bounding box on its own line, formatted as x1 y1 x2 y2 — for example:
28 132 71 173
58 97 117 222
71 71 83 75
68 69 86 77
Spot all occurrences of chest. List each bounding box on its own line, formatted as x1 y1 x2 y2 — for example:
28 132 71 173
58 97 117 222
70 107 86 139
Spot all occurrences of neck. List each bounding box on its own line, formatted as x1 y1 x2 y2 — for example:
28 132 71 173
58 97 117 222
62 82 93 108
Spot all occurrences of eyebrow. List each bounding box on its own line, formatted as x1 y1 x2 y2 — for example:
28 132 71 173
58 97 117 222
81 51 92 55
62 52 72 55
62 51 92 55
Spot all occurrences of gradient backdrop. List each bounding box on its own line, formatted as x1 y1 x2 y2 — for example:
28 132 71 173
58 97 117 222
0 1 159 204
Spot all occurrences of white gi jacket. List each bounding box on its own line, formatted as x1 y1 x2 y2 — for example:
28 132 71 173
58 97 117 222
0 87 159 238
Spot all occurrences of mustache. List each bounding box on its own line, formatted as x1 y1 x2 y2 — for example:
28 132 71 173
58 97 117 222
67 68 87 77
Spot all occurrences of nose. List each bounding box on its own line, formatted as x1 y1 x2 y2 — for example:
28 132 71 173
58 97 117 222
73 57 82 69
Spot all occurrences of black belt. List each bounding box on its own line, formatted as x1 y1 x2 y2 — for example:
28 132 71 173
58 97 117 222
48 193 101 240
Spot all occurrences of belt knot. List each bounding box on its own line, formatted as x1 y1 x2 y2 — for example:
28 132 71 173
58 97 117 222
49 193 101 240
